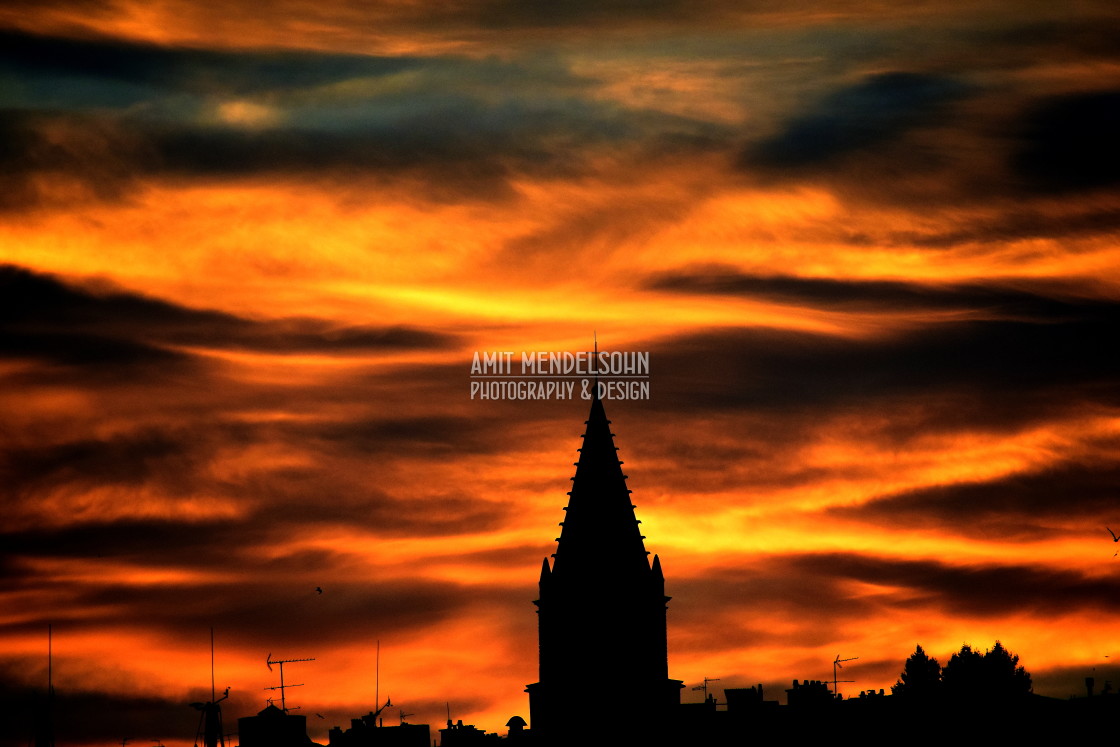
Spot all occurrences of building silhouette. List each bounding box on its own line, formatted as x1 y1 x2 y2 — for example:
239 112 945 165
238 704 315 747
328 709 430 747
526 393 682 744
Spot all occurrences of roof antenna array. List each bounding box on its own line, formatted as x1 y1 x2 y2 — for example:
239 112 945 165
832 654 858 697
692 676 721 702
265 654 316 713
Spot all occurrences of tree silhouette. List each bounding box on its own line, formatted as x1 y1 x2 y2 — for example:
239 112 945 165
892 644 942 700
981 641 1032 699
942 641 1031 702
942 643 985 701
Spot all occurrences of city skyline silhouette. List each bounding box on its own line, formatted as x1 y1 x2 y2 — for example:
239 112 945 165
12 391 1120 745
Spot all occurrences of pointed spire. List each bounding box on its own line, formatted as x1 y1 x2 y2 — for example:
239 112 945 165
551 396 649 580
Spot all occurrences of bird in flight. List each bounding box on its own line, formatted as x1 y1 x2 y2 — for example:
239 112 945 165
316 587 323 594
1108 527 1119 542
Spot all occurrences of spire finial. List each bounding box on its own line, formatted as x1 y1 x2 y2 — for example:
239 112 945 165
592 331 599 398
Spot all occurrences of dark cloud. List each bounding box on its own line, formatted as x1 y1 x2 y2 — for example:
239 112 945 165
70 576 488 649
0 264 457 369
646 268 1110 316
672 552 1120 653
896 206 1120 248
972 16 1120 65
740 72 967 170
1012 90 1120 193
832 460 1120 540
785 552 1120 617
638 288 1120 427
459 0 692 29
0 428 199 501
0 328 190 371
0 110 151 210
311 415 505 456
260 484 511 538
1 471 510 563
0 30 725 208
672 562 879 638
736 65 1120 210
0 519 243 570
0 28 419 99
0 525 526 647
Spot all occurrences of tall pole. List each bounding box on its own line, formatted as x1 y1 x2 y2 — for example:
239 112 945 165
44 623 54 747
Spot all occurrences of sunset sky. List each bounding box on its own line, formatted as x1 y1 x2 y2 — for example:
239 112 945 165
3 1 1120 745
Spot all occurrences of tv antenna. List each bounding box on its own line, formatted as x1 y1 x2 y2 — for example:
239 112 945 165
832 655 858 697
691 677 721 702
264 654 315 713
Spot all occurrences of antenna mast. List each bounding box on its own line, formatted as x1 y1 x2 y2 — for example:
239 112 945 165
832 654 858 697
265 655 315 713
192 629 229 747
691 677 721 702
36 623 56 747
48 623 53 736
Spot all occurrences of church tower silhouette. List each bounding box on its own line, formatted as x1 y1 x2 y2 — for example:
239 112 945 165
526 392 683 744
